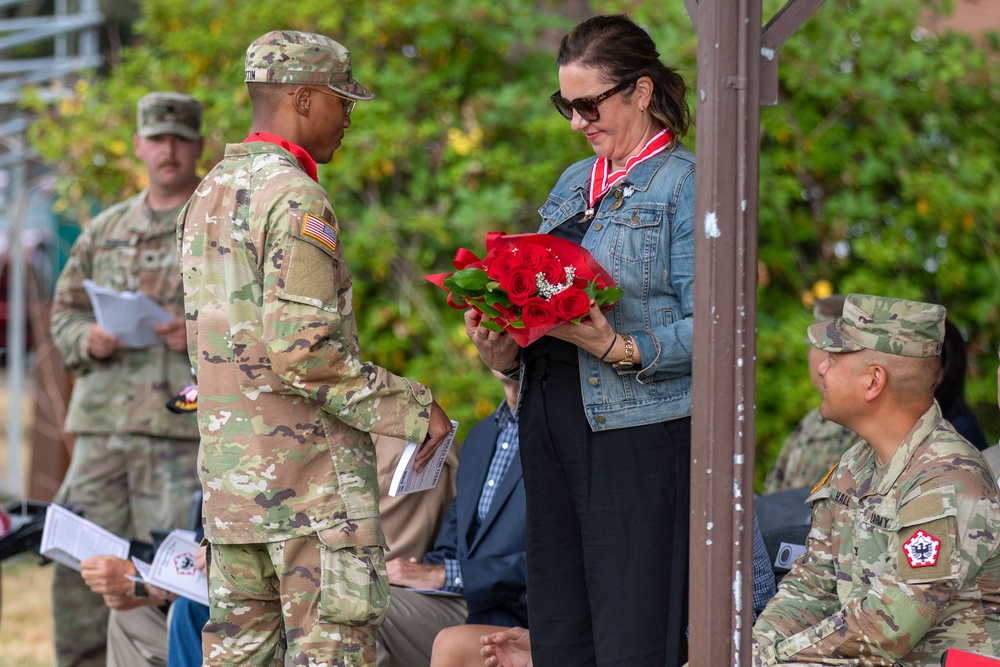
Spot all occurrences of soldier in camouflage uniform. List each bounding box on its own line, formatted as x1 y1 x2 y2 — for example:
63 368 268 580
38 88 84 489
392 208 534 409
762 296 857 494
50 92 205 667
177 31 452 667
753 294 1000 665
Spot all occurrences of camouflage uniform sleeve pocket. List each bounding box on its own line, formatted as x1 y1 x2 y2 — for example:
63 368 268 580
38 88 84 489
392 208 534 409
316 522 390 627
276 209 341 313
895 487 959 584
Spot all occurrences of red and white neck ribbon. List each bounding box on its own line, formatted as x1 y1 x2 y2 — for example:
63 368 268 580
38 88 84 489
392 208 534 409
587 128 673 210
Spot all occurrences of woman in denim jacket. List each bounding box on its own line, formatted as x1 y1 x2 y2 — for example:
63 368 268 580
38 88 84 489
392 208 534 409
465 14 694 667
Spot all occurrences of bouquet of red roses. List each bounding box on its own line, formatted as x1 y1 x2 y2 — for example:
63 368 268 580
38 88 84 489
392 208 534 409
426 232 623 347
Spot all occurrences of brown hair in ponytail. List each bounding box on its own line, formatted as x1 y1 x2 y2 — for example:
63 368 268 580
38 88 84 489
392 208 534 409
556 14 691 138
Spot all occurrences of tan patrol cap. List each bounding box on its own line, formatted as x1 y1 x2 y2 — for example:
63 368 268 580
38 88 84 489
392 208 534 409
244 30 375 102
137 92 202 141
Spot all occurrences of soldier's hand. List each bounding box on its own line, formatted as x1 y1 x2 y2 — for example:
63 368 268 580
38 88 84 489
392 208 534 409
153 318 188 352
81 555 136 596
87 324 122 359
385 557 446 589
414 401 452 472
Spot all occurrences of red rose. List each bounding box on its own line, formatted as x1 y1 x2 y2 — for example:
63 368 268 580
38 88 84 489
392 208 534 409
521 297 557 329
486 250 520 281
537 258 567 286
551 287 591 321
499 267 537 305
517 243 548 271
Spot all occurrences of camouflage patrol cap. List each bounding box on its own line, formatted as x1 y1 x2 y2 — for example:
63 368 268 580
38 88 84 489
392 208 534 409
137 92 202 141
813 295 846 322
244 30 375 102
808 294 945 357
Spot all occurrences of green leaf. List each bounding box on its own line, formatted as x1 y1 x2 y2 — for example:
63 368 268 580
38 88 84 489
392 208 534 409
595 286 624 308
442 267 491 295
483 288 513 310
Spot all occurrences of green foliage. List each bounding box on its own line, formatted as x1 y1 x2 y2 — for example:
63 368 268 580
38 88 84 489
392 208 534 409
23 0 696 438
756 0 1000 487
23 0 1000 480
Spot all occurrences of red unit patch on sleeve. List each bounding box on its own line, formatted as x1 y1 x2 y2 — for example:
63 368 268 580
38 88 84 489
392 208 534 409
903 529 941 568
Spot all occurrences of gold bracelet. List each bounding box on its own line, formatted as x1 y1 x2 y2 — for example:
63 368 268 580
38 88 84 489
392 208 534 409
611 333 636 368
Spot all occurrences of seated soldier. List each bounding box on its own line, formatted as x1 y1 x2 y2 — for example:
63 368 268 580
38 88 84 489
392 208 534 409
80 549 180 667
85 432 459 667
753 294 1000 665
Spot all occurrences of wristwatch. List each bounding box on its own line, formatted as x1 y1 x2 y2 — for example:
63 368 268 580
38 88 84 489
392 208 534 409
612 333 636 369
133 580 148 599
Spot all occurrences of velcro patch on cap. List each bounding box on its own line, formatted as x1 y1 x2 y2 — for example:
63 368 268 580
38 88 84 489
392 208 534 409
903 529 941 568
302 212 338 253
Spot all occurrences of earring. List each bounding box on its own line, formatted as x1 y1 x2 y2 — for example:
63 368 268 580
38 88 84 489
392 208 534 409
639 105 646 112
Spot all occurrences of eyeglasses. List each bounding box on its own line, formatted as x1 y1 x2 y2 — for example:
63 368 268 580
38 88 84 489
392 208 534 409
549 79 636 122
309 87 356 117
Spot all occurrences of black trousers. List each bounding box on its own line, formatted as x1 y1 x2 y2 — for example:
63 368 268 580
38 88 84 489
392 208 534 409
519 357 690 667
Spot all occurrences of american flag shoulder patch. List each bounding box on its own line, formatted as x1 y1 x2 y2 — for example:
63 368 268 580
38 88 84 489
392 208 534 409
301 212 338 253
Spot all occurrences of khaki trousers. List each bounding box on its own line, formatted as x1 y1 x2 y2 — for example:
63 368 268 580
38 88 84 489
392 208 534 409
376 586 468 667
107 606 168 667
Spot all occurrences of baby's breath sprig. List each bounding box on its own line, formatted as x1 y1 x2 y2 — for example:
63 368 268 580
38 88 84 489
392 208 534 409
536 266 576 299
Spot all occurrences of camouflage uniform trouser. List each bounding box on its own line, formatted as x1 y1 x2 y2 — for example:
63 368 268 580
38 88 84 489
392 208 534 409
51 433 200 667
204 529 389 667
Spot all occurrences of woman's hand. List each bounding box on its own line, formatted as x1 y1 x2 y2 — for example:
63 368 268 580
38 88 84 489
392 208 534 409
464 308 520 372
546 301 619 359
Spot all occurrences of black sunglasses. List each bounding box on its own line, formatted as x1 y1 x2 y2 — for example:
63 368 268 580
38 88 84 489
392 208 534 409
550 79 637 122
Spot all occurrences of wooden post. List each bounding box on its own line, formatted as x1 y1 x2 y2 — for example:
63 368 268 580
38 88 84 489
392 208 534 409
687 1 825 665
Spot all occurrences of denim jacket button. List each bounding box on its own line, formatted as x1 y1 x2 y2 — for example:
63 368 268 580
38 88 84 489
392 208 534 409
588 377 599 387
631 213 640 223
593 222 603 231
595 414 606 423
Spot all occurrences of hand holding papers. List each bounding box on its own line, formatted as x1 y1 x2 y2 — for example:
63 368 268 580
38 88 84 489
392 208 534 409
40 503 130 571
41 505 208 606
131 530 208 606
83 279 174 349
387 420 459 497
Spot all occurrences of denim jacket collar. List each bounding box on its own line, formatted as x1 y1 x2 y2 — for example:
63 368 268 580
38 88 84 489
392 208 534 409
538 143 679 234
